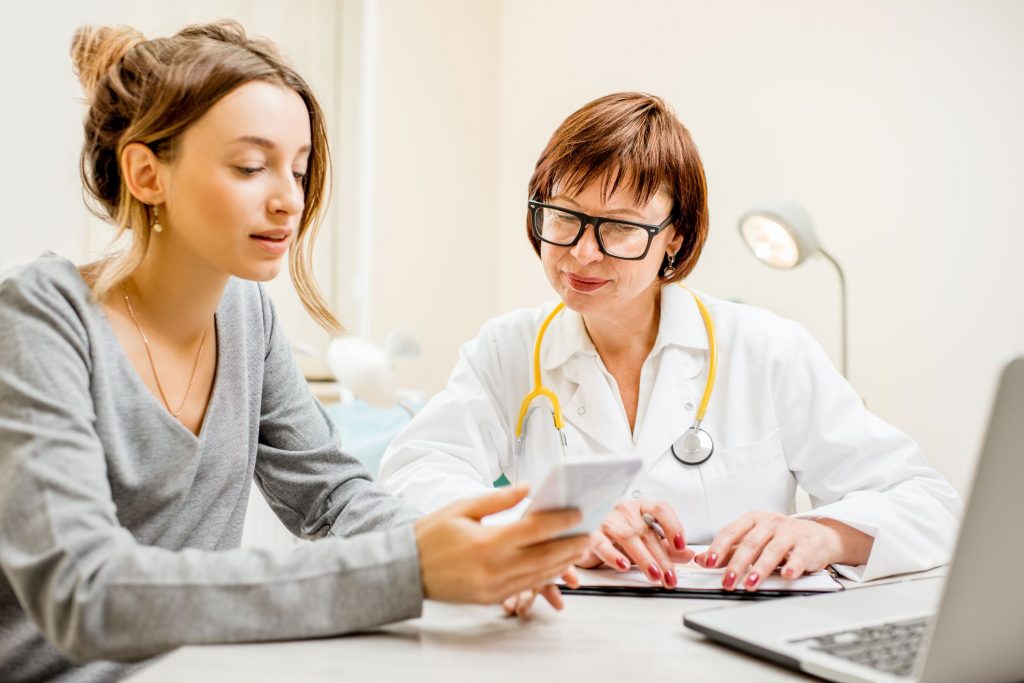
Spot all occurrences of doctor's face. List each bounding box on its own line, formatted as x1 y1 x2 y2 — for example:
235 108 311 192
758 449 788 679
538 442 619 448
540 180 682 318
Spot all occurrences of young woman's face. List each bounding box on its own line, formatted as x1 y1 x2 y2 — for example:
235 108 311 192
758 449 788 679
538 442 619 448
159 80 311 282
540 179 682 318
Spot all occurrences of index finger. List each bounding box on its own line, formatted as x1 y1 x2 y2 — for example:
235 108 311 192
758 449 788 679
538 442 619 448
701 514 757 569
643 502 689 558
501 508 584 546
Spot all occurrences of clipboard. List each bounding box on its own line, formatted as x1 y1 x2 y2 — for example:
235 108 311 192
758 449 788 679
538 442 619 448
560 564 845 601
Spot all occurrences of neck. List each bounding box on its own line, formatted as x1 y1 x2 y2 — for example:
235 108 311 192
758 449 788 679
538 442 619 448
124 237 227 344
583 284 662 361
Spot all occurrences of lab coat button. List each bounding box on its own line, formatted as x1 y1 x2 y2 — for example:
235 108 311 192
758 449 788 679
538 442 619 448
631 489 641 499
577 406 586 415
684 401 694 411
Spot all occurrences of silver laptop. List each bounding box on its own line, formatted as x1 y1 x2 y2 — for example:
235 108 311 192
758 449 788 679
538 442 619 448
683 357 1024 683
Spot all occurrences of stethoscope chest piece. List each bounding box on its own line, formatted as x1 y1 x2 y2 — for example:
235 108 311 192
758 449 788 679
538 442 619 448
670 426 714 466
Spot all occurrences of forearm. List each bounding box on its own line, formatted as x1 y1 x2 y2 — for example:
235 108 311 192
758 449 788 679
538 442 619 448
10 525 422 662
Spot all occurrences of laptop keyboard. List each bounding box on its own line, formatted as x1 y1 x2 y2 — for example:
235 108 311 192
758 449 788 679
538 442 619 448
789 617 930 677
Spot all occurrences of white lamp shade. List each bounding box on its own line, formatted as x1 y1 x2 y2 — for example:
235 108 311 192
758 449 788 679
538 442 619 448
738 200 822 269
326 336 399 408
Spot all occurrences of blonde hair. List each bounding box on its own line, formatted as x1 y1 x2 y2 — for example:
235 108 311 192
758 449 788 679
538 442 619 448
72 20 341 332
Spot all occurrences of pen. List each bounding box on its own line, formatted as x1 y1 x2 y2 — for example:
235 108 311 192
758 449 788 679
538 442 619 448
642 512 666 540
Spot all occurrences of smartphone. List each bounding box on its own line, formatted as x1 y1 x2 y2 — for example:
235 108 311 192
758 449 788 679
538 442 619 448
525 456 642 537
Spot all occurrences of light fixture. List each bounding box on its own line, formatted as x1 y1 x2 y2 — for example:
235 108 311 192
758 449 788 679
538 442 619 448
738 200 848 377
326 330 421 413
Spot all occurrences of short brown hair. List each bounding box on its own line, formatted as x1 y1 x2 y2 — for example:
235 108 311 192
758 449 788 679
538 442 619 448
526 92 708 283
72 20 339 332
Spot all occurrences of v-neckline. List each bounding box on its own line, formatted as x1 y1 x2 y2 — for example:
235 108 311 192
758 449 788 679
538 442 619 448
85 273 226 445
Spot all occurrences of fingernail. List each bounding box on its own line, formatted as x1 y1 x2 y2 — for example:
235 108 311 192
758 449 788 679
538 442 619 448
673 533 684 550
665 570 677 588
707 552 718 568
616 558 629 571
647 565 662 580
745 572 760 589
782 566 795 579
723 571 737 590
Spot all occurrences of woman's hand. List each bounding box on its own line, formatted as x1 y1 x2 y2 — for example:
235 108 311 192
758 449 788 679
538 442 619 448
414 484 591 605
501 567 580 619
578 499 693 588
694 512 874 591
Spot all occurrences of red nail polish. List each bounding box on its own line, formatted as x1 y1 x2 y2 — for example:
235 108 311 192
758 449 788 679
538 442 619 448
648 565 662 580
724 571 737 590
616 558 629 571
745 572 760 588
666 570 677 588
707 552 718 568
674 533 684 551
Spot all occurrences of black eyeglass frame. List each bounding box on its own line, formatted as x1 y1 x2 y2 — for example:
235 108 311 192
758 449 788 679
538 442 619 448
528 200 676 261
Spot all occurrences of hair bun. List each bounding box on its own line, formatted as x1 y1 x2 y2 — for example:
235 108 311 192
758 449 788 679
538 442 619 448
71 25 144 101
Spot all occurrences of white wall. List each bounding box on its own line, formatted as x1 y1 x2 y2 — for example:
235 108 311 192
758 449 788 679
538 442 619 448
4 1 1022 497
355 0 501 386
0 0 343 376
489 0 1024 494
363 0 1024 495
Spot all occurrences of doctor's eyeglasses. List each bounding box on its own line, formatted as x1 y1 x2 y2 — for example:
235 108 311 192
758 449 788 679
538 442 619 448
528 200 675 260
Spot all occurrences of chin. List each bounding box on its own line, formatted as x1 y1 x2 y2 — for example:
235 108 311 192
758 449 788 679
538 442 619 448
236 261 285 283
558 288 607 314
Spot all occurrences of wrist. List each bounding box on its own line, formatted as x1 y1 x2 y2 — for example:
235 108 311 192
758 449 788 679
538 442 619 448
813 518 873 566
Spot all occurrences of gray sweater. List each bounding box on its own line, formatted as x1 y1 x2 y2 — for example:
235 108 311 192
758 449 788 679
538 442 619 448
0 255 424 682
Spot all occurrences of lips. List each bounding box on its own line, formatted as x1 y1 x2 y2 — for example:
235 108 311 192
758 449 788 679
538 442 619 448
250 229 293 255
564 272 609 293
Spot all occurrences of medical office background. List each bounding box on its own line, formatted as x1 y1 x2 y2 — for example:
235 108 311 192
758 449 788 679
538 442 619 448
2 0 1022 541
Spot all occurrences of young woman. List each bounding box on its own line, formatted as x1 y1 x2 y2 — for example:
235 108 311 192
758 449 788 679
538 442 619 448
0 22 588 682
379 92 962 614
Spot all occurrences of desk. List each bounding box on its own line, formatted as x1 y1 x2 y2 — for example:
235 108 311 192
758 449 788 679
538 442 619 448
124 594 819 682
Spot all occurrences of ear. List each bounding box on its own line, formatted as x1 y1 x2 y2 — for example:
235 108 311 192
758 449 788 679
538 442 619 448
120 142 166 205
667 227 685 259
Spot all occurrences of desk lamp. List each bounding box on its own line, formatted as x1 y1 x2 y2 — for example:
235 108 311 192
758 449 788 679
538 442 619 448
738 200 848 377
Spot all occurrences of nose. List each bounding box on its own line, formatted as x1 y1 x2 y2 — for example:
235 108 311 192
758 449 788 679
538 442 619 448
569 224 604 265
268 172 305 217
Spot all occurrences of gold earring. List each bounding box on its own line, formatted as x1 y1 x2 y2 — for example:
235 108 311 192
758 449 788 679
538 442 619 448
151 205 163 234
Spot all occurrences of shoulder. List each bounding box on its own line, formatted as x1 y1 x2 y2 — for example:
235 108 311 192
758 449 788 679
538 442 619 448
703 295 801 339
467 301 564 362
454 302 561 378
0 254 97 374
475 302 561 342
0 254 94 335
690 291 811 367
217 277 274 343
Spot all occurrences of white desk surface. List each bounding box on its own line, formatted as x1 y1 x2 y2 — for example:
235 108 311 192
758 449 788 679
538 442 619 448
124 593 819 682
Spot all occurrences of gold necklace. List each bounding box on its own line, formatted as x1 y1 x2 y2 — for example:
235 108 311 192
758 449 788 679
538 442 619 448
121 284 210 418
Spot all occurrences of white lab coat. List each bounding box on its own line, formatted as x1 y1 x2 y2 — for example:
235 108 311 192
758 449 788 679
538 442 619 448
379 285 962 581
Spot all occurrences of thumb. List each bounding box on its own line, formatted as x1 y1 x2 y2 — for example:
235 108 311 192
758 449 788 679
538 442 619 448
455 483 531 520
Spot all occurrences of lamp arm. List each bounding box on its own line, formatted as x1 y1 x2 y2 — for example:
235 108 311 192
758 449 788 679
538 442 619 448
817 248 848 378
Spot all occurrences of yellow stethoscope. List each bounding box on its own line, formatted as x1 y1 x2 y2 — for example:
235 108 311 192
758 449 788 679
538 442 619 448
514 285 718 467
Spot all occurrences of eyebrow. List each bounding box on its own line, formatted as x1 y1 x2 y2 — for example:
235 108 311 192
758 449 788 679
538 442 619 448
551 195 646 219
230 135 311 155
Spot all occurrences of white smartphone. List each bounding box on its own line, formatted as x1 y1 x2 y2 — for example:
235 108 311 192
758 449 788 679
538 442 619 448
525 456 642 537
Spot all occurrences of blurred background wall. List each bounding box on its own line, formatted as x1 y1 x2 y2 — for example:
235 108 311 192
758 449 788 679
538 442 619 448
2 0 1022 495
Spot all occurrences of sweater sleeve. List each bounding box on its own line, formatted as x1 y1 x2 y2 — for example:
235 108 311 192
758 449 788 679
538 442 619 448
0 274 422 664
251 286 422 538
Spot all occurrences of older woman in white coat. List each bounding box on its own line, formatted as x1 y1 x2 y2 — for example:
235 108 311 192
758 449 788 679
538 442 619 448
379 92 961 610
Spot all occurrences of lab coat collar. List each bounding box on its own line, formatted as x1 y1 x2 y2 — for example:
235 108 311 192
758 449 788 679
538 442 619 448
539 284 709 372
540 306 596 371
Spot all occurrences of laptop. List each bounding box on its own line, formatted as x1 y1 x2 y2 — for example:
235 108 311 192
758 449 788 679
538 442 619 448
683 357 1024 683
